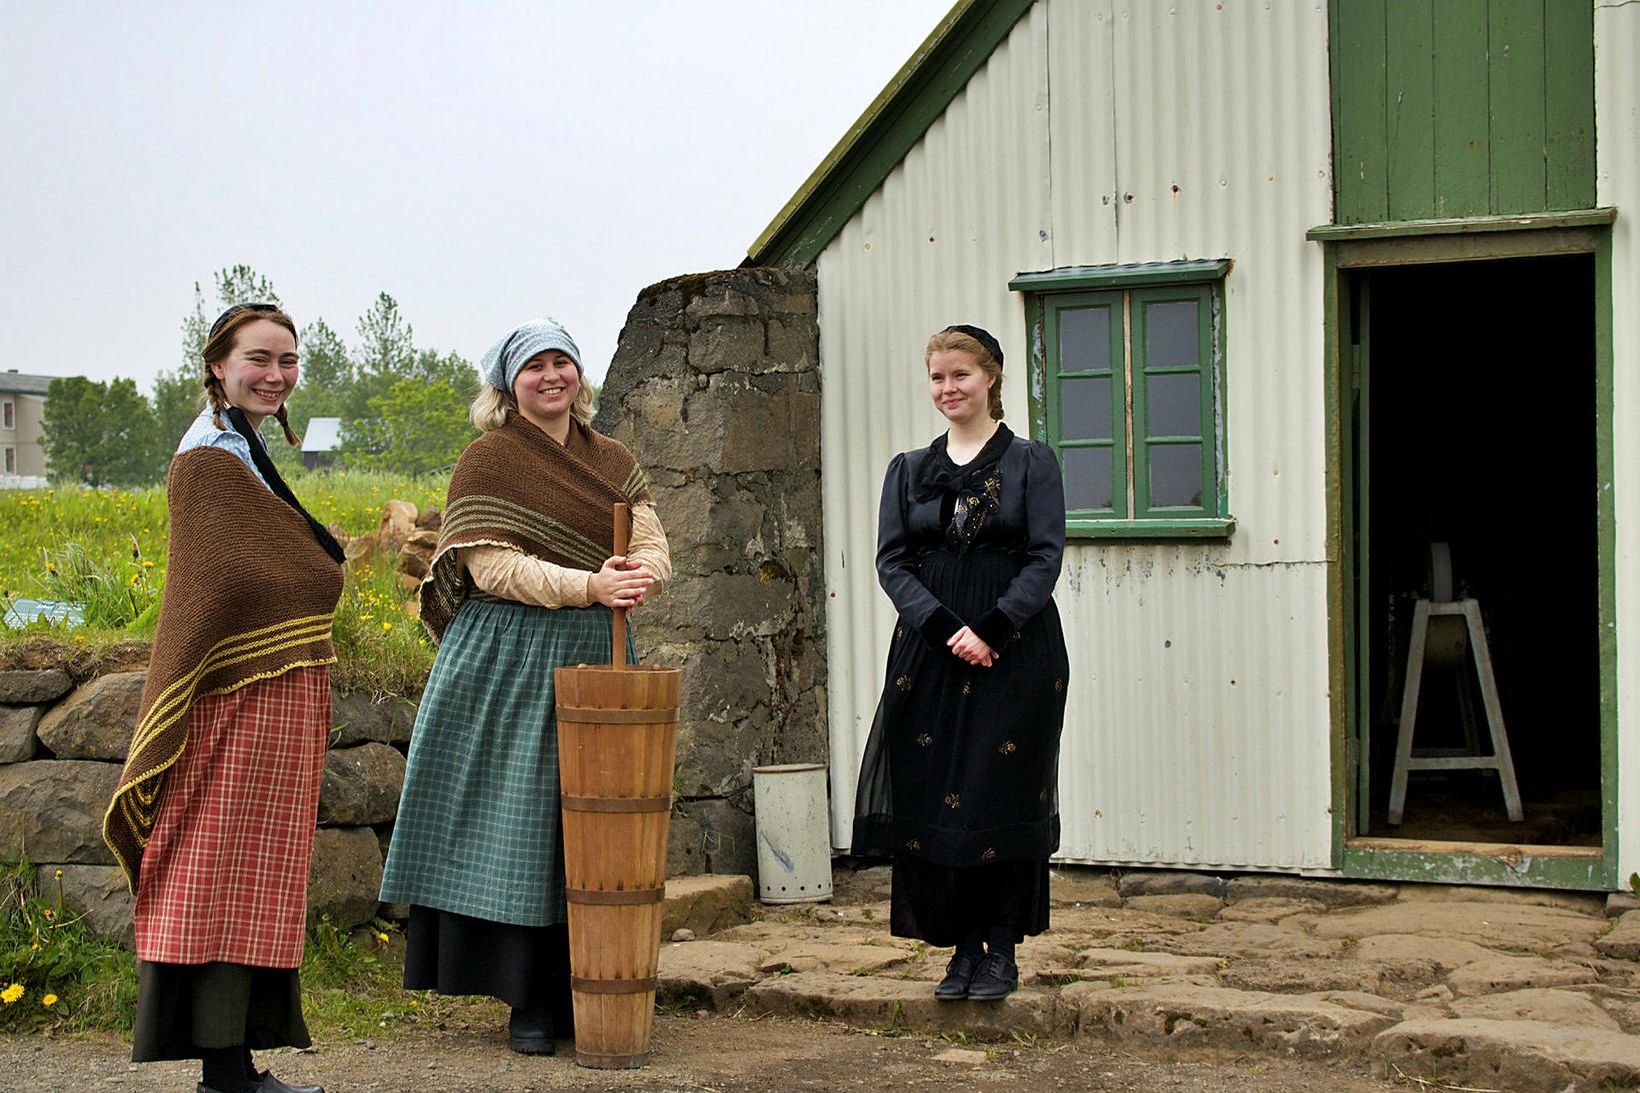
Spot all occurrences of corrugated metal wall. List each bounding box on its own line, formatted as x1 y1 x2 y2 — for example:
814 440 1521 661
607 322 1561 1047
1597 0 1639 885
819 0 1337 868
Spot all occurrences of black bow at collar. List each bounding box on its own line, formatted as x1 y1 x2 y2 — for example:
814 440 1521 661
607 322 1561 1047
911 422 1014 504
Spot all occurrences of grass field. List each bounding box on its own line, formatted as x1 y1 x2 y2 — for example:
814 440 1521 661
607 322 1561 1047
0 470 450 695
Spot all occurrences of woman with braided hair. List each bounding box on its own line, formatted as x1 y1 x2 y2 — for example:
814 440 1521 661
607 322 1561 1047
852 324 1069 1003
380 316 671 1056
106 303 343 1093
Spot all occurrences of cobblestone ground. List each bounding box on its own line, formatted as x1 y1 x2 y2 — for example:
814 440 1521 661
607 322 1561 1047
660 867 1640 1093
8 866 1640 1091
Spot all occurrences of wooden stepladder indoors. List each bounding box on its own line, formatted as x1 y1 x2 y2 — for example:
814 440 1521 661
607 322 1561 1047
1386 543 1524 825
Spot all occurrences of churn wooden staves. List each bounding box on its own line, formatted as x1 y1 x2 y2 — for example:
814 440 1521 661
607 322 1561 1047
552 502 681 1069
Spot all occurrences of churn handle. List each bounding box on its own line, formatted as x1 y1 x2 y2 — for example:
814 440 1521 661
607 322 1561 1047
611 502 630 669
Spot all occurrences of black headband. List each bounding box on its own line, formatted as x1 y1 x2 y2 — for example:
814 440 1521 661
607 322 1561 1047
208 302 281 340
942 324 1004 371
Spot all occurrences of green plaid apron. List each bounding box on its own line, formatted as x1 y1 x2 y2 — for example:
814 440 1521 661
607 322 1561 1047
380 599 635 926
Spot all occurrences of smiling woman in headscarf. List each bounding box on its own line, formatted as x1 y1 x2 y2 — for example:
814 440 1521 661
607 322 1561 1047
380 316 671 1056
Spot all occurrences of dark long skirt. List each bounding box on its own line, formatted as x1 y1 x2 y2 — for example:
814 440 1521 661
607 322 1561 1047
403 906 572 1030
131 961 308 1062
890 853 1050 947
854 547 1069 944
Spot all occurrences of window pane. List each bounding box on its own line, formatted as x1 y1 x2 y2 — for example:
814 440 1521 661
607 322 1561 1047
1059 376 1112 440
1062 447 1114 511
1146 373 1200 437
1145 300 1199 367
1059 307 1111 373
1148 443 1203 508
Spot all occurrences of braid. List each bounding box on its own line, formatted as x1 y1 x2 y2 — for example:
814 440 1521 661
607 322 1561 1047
204 373 228 431
274 404 300 446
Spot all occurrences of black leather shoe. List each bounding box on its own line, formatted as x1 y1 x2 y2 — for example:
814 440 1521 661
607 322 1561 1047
508 1003 557 1055
933 949 983 1001
254 1071 325 1093
966 952 1019 1000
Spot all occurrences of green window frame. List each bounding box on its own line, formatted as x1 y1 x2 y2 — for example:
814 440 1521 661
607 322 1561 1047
1011 260 1234 540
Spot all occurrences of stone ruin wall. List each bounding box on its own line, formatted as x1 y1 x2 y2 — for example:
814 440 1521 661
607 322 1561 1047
595 267 827 878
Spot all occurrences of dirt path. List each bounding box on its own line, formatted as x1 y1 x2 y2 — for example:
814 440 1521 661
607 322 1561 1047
4 1013 1399 1092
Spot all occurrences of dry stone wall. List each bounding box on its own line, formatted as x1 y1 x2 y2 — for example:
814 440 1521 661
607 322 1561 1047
0 665 411 945
594 268 827 878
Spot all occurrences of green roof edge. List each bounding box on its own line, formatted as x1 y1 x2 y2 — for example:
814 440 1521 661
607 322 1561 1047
745 0 1036 268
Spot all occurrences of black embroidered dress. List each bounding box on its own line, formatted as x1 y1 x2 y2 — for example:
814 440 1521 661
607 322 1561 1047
852 424 1070 945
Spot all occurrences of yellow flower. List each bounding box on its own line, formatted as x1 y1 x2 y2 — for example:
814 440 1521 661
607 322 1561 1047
2 983 24 1004
73 635 85 644
42 994 57 1007
42 908 53 919
29 943 38 952
142 560 154 568
376 932 389 943
53 869 62 878
381 622 393 634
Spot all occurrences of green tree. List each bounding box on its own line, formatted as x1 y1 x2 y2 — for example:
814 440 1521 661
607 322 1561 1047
342 377 476 476
351 293 415 415
150 366 202 452
296 317 355 405
42 377 166 487
408 348 479 397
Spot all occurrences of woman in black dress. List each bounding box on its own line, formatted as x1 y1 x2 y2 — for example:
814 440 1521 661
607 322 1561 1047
852 324 1069 1001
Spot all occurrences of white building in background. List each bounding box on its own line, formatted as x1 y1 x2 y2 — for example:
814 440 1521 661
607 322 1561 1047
302 416 343 470
0 370 53 488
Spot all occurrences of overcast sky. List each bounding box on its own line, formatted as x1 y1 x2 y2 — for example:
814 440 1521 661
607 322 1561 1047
1 1 952 392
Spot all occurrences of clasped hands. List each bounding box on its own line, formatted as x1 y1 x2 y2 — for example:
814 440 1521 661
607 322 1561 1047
588 555 655 609
947 625 998 668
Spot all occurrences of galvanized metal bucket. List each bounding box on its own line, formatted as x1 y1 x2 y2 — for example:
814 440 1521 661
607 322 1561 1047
751 763 833 904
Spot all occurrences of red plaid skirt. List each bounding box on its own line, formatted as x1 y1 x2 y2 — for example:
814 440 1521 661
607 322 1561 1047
134 667 329 968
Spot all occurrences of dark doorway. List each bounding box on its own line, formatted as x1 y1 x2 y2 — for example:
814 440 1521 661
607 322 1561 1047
1350 254 1600 845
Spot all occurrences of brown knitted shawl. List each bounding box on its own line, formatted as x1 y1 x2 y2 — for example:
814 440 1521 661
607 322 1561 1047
104 447 344 890
420 416 652 641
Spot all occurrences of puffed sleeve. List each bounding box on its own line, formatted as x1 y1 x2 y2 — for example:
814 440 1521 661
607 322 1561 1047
969 442 1066 651
875 453 965 650
462 546 592 609
626 502 671 592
